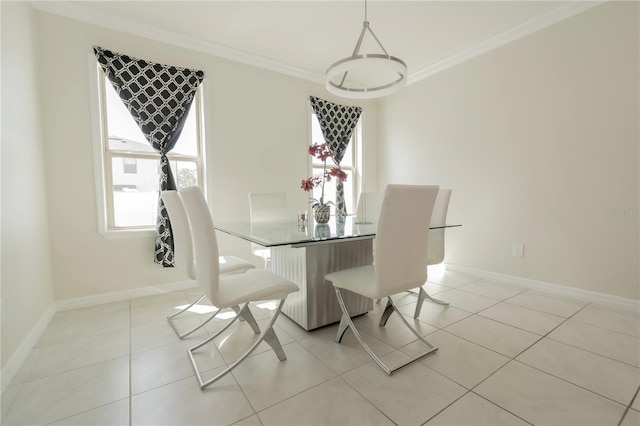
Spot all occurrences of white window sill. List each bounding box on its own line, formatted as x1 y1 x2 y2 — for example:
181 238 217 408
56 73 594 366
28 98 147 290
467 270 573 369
100 228 156 240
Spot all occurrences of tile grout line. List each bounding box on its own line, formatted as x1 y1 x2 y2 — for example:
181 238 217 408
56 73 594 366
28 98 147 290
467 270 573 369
418 389 471 425
274 316 400 424
542 307 640 368
417 290 637 423
401 299 536 425
505 302 639 417
336 373 399 425
468 390 534 426
617 385 640 426
428 300 580 425
421 337 528 423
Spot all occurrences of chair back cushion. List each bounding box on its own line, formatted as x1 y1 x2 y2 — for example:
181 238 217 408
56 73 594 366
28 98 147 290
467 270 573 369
249 193 289 223
374 184 439 296
179 186 221 304
161 190 196 279
427 189 452 265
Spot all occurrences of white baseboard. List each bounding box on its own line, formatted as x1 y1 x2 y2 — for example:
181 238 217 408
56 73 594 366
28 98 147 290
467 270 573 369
1 304 56 392
445 263 640 313
1 280 197 393
55 280 197 312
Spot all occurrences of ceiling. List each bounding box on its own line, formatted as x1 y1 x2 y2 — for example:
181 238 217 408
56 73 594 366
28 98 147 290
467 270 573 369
34 1 603 86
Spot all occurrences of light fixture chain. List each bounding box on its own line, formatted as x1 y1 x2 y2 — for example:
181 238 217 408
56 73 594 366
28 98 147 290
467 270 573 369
325 0 407 99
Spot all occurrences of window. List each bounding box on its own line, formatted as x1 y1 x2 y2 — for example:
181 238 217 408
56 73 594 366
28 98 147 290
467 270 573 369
94 66 204 234
310 113 362 215
122 158 137 174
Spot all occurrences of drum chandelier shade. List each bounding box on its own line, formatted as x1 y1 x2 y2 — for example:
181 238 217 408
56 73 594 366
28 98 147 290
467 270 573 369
325 1 407 99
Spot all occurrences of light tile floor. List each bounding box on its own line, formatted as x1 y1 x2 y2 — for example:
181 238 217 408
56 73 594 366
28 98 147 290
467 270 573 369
3 270 639 425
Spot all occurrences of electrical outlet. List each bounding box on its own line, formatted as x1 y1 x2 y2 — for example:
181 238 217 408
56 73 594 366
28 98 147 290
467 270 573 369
512 243 524 257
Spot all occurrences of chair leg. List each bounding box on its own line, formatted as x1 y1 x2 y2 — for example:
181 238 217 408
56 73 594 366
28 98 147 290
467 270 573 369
263 326 287 360
390 295 437 348
334 288 391 374
335 314 351 343
334 288 438 375
379 299 394 327
188 299 289 390
232 305 260 334
413 287 449 319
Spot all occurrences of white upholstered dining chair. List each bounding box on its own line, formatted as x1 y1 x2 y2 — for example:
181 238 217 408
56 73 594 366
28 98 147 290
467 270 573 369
161 190 257 339
413 188 452 318
325 184 439 375
180 186 299 389
248 192 288 269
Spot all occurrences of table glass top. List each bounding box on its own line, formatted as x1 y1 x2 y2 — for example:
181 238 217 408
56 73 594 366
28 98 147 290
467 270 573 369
215 216 460 248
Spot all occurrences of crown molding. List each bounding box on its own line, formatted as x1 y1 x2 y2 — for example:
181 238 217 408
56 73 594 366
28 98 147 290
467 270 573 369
408 0 606 85
32 0 604 88
30 0 325 84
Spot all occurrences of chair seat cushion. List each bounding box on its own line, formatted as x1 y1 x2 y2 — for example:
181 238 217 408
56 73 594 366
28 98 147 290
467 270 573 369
216 269 299 308
326 265 428 300
325 265 383 299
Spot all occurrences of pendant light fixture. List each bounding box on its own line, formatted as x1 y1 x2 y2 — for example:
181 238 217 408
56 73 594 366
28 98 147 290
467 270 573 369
325 0 407 99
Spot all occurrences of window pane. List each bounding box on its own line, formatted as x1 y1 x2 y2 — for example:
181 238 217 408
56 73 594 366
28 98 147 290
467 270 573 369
122 158 137 174
171 104 198 156
341 139 353 166
105 80 149 151
105 76 198 156
111 157 159 227
170 160 198 189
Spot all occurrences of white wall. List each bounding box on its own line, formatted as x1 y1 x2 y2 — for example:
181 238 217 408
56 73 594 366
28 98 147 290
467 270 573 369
1 2 56 372
379 1 639 300
33 10 379 302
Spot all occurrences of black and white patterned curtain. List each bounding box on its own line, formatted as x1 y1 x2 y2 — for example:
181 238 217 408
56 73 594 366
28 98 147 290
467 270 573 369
309 96 362 216
94 46 205 266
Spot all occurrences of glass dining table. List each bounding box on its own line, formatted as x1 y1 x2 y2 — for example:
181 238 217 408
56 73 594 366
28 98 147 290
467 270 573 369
215 216 460 331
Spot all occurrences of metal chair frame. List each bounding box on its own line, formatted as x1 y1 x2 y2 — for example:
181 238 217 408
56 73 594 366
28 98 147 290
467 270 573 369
188 300 288 389
335 289 437 375
167 297 260 339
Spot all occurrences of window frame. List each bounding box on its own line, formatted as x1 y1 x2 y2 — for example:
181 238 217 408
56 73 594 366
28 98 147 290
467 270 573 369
89 59 206 238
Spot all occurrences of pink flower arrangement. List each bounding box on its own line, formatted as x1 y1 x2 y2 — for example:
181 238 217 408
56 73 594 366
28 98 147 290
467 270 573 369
300 143 347 207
